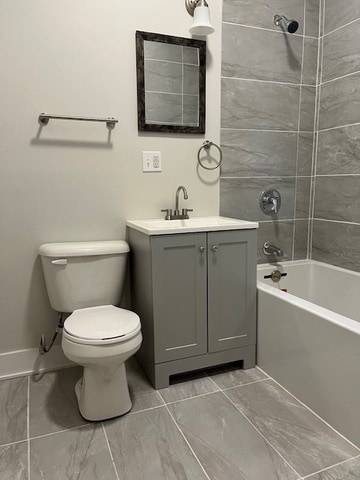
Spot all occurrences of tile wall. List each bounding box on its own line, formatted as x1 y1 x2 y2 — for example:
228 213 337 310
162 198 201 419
219 0 319 263
312 1 360 271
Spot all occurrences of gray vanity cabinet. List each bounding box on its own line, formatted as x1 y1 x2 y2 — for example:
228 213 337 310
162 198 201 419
128 227 257 389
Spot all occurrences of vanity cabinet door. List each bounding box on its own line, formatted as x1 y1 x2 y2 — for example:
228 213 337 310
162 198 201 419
207 230 257 353
151 233 207 363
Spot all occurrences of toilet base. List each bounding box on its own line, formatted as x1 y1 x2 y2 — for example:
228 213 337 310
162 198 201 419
75 363 132 421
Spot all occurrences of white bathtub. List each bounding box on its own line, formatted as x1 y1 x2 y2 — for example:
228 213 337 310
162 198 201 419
257 260 360 448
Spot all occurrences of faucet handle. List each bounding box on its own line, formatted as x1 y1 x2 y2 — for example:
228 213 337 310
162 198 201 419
161 209 172 220
182 208 193 219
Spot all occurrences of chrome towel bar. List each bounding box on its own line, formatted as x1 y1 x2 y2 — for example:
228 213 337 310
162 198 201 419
38 113 118 130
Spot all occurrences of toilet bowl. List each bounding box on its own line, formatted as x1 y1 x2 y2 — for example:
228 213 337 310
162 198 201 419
62 305 142 421
38 240 142 422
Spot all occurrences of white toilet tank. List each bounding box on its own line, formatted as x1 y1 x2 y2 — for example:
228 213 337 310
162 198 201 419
38 241 130 312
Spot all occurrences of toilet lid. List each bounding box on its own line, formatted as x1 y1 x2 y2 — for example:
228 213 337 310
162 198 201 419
64 305 140 344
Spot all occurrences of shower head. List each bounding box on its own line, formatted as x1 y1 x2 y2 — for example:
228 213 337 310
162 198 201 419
274 14 299 34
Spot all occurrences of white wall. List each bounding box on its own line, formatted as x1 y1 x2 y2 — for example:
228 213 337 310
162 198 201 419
0 0 221 355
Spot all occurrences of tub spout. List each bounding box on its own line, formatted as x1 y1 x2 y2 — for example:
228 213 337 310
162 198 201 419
263 241 284 257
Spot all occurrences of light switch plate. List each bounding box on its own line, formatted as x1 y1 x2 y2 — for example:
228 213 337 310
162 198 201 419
142 151 162 172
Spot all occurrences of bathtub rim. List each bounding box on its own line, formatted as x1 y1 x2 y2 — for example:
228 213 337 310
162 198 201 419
257 259 360 336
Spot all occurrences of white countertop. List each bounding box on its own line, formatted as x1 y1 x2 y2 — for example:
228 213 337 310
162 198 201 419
126 216 259 235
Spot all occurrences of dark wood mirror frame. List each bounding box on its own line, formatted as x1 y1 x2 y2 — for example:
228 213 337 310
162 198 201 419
136 31 206 134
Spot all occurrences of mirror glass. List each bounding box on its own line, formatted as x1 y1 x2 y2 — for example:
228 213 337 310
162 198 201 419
136 31 206 134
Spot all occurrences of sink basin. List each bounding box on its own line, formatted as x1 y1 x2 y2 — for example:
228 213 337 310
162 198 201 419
126 216 258 235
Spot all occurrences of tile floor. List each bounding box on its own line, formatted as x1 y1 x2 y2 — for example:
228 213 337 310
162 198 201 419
1 359 359 480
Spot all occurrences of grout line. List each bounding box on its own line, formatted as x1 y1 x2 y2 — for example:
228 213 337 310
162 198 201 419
160 389 221 407
313 217 360 226
318 121 360 133
128 403 165 416
220 388 302 478
27 376 31 480
29 422 90 442
321 16 360 39
222 20 317 39
161 400 212 480
321 69 360 87
220 127 313 133
302 454 360 479
220 175 311 179
256 367 360 453
222 75 309 87
220 377 271 393
101 423 120 480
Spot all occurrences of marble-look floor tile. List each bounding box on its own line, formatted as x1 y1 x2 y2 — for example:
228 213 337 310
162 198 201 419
169 391 299 480
221 78 300 130
222 23 302 83
207 364 268 389
105 406 208 480
0 442 28 480
312 220 360 272
29 366 87 437
0 376 28 445
126 357 164 412
226 379 359 477
306 456 360 479
158 370 219 403
220 129 298 177
30 424 117 480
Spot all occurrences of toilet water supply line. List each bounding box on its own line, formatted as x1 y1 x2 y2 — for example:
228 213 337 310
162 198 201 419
39 312 65 355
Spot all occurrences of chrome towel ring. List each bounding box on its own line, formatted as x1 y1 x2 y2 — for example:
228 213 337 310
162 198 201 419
197 140 223 170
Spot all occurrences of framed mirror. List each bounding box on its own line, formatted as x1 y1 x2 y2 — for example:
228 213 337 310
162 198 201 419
136 31 206 134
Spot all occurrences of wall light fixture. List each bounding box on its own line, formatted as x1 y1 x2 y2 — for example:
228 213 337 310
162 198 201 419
185 0 215 36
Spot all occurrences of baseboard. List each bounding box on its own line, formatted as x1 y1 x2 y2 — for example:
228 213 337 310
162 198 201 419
0 346 74 380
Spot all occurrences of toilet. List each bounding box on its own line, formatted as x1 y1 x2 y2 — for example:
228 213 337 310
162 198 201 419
38 240 142 421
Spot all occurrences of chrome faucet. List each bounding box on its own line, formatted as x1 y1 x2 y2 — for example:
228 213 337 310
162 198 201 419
161 185 193 220
263 241 284 257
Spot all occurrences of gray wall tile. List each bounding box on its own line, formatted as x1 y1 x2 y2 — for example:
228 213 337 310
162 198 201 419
257 221 294 263
297 132 314 176
144 60 182 94
305 0 320 38
183 65 199 95
319 72 360 130
222 23 302 83
145 92 182 124
324 0 360 35
183 47 198 65
300 86 316 131
222 0 305 35
183 95 199 125
296 177 311 218
294 219 309 260
312 220 360 272
314 175 360 223
317 125 360 175
322 21 360 83
221 78 300 130
220 177 296 222
144 41 182 62
220 130 298 177
302 38 318 85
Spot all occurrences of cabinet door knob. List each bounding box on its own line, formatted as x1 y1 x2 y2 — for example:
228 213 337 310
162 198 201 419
199 246 205 252
212 245 218 252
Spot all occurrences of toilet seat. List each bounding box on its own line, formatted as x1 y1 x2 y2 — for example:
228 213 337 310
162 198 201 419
63 305 141 345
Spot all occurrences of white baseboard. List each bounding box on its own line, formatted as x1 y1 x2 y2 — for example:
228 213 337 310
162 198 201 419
0 346 74 380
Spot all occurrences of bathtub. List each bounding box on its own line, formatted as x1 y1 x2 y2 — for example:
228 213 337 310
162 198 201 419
257 260 360 448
